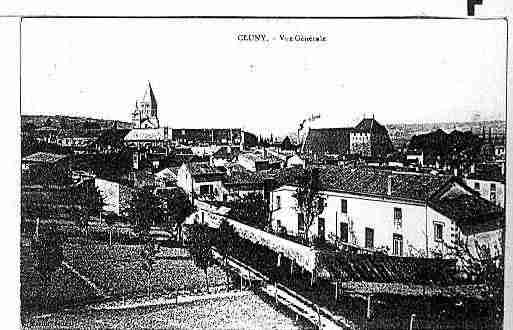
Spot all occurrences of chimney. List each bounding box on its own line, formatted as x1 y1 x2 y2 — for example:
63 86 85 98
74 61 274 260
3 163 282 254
387 175 392 196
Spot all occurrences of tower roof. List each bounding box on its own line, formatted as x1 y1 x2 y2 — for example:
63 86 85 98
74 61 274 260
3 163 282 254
142 81 158 109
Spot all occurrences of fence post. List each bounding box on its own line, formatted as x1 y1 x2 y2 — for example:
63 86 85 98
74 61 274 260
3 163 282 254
316 304 321 329
409 313 416 330
274 282 278 304
366 294 372 320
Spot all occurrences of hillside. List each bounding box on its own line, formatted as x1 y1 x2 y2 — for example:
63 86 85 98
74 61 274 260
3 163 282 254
21 114 133 130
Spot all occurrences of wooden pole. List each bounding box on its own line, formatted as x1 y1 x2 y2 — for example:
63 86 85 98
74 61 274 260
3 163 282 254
277 253 282 267
334 282 338 301
409 313 416 330
316 304 321 329
290 260 294 276
274 282 278 304
367 294 372 320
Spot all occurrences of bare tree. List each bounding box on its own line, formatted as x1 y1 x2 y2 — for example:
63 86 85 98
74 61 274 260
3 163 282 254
292 168 325 245
216 219 239 289
165 188 196 244
140 240 158 298
188 223 214 293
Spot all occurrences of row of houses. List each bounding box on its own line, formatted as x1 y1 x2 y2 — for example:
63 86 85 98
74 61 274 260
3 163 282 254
174 160 503 260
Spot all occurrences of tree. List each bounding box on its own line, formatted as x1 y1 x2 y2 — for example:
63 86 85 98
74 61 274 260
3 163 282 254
188 223 214 292
75 184 104 239
31 224 64 309
127 188 165 236
140 240 158 298
292 167 325 245
447 236 504 323
104 213 117 246
216 219 239 288
165 188 196 244
227 192 269 229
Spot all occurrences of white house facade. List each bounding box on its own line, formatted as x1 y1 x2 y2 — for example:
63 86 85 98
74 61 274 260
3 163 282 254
269 166 503 259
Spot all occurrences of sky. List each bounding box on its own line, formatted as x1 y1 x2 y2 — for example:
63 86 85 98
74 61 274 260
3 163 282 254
21 18 507 136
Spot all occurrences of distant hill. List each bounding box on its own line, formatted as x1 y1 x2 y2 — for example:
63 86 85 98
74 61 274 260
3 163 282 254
21 114 133 131
385 120 506 148
285 120 505 147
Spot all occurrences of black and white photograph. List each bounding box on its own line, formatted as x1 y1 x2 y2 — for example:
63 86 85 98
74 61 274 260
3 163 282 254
6 4 511 329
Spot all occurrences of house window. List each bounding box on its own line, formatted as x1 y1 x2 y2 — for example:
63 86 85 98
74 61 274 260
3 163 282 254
199 185 212 195
393 234 403 256
474 182 480 191
434 222 444 242
341 199 347 214
365 227 374 249
394 207 402 229
298 213 305 232
490 183 497 202
276 195 281 210
318 218 325 241
340 222 349 243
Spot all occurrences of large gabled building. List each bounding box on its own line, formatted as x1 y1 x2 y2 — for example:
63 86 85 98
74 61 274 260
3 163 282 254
302 117 394 160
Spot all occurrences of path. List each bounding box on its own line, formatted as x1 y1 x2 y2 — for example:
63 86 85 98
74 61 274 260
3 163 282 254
212 247 355 330
61 261 106 298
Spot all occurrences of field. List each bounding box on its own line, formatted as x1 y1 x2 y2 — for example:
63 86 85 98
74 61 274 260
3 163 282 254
21 234 232 313
63 242 229 298
20 237 99 311
22 292 312 329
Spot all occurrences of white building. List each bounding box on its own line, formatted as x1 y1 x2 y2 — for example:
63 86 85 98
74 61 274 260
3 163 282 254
176 162 226 201
464 173 505 208
270 166 503 259
286 154 306 168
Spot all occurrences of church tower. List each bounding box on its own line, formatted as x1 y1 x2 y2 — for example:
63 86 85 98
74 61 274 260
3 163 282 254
131 82 160 129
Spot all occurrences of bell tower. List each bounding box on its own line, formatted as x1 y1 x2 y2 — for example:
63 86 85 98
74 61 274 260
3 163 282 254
131 82 160 129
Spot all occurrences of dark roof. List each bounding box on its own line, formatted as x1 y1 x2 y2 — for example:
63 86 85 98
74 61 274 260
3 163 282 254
147 82 158 109
22 152 68 164
95 128 130 148
429 194 503 234
273 165 453 203
213 146 239 160
224 170 271 188
466 172 505 184
354 117 389 134
302 128 353 156
187 162 225 182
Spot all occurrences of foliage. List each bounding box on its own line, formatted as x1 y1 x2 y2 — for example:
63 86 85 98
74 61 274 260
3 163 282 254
446 236 504 319
227 192 269 230
140 240 158 297
22 164 74 187
216 219 239 287
127 188 166 234
292 167 325 245
31 225 64 283
188 223 214 291
216 219 239 258
75 184 104 232
165 188 196 242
